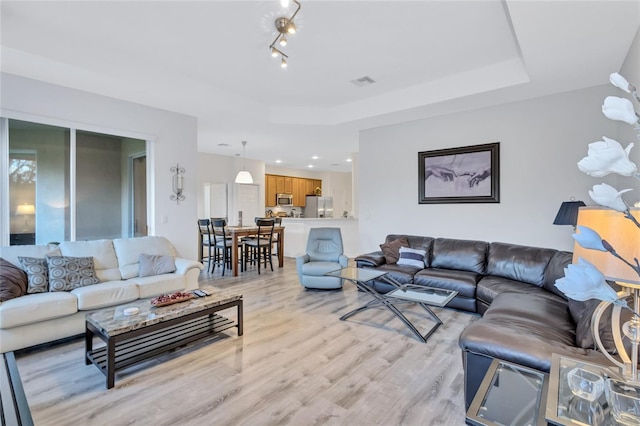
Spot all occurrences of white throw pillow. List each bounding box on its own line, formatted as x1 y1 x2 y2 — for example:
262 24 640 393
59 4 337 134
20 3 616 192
396 247 427 268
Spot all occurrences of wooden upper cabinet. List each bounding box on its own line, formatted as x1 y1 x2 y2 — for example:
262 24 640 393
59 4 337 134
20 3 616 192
265 174 321 207
265 175 277 206
305 179 315 196
284 177 293 193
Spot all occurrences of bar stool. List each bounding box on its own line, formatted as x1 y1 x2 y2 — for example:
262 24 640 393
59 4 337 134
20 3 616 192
243 219 275 274
197 219 214 273
211 219 243 276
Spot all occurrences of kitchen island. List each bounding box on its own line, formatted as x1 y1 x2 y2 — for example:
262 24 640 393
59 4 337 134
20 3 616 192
280 218 359 258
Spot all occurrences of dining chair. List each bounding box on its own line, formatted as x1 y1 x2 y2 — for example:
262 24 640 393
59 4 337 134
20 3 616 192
211 218 242 276
197 219 214 273
243 219 275 274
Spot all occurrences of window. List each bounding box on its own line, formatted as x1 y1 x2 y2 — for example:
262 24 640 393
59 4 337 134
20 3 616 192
4 118 146 245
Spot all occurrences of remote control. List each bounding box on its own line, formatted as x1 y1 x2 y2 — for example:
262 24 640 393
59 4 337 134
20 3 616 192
192 290 205 297
199 289 210 296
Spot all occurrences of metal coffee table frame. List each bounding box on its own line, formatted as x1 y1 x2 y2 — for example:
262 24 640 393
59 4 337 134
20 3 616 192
86 295 242 389
325 267 458 343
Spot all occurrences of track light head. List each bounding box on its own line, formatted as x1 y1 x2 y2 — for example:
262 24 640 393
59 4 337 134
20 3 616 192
281 57 287 68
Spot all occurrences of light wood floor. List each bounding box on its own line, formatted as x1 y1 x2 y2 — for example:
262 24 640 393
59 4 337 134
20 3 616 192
15 258 478 426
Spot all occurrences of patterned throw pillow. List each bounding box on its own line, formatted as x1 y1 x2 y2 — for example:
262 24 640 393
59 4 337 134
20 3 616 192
18 256 49 294
138 254 176 277
46 256 100 292
396 247 427 268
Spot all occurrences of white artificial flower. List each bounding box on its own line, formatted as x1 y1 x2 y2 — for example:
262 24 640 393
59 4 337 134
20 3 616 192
610 73 631 93
602 96 639 125
555 258 620 303
589 183 632 212
577 137 637 177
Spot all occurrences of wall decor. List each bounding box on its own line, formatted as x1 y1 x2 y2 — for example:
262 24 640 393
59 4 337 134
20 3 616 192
418 142 500 204
170 163 185 204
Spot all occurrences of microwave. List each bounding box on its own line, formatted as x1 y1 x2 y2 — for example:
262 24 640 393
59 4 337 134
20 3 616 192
276 193 293 206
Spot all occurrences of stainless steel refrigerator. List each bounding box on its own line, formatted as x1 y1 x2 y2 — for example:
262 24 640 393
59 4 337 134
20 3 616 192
303 196 333 218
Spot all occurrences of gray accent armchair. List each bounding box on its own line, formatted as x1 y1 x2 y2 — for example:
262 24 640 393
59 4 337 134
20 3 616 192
296 227 349 289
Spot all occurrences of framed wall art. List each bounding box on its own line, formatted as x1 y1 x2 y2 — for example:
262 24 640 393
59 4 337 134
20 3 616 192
418 142 500 204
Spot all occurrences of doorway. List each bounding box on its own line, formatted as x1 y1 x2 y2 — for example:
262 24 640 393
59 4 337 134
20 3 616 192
132 155 147 237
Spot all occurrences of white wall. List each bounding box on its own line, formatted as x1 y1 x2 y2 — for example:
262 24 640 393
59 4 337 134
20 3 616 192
358 84 618 254
1 73 199 259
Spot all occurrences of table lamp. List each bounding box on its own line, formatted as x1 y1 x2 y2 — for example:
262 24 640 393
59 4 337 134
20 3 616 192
576 207 640 383
15 203 35 232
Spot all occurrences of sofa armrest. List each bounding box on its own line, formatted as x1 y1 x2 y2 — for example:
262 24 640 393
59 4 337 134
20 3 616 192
174 257 204 275
339 254 349 267
354 251 386 267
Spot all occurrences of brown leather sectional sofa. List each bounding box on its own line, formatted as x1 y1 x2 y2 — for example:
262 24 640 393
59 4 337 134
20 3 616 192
355 234 608 409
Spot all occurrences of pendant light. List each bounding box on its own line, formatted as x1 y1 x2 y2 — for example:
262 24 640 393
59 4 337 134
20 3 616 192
235 141 254 184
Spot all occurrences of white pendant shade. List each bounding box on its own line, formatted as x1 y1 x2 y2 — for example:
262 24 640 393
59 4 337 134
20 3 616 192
235 170 254 184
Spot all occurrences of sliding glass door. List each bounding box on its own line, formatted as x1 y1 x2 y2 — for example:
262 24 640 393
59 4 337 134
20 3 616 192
5 118 146 245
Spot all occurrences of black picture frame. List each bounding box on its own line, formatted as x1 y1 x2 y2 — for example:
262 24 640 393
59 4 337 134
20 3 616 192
418 142 500 204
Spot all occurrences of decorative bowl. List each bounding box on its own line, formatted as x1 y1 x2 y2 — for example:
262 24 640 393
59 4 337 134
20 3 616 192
605 378 640 425
567 367 604 402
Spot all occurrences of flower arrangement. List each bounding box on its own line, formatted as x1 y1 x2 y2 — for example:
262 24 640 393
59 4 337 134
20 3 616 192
555 72 640 305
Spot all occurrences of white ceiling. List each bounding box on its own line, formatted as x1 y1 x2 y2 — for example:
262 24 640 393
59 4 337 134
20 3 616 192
1 1 639 172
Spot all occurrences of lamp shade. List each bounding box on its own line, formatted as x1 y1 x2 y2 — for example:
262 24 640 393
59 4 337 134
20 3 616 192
553 201 586 226
573 207 640 285
235 170 254 184
15 204 35 215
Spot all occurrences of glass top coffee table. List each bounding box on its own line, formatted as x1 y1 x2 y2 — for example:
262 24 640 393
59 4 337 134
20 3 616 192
325 267 458 343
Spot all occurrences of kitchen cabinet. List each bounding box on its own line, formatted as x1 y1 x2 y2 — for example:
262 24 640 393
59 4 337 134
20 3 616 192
275 176 285 193
265 174 322 207
266 175 277 206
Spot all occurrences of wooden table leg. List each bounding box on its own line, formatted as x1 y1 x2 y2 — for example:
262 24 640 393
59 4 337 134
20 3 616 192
277 229 284 267
232 234 239 276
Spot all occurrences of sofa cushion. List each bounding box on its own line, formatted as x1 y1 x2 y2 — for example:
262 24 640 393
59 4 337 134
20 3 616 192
300 261 344 277
414 268 481 299
376 263 421 286
476 275 561 306
431 238 487 274
458 292 593 372
0 292 78 328
71 280 139 310
139 254 176 277
542 250 572 299
18 257 49 294
397 247 427 268
128 274 185 298
46 256 100 292
58 239 121 282
487 242 556 287
113 236 178 279
0 258 28 302
379 237 409 264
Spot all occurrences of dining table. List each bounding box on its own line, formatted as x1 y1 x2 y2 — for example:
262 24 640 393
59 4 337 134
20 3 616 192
225 225 285 276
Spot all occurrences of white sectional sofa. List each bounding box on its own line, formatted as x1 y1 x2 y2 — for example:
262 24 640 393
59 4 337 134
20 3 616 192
0 236 203 353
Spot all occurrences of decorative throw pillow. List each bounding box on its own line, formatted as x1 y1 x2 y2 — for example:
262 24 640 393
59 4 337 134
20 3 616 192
0 258 28 302
379 237 409 264
18 256 49 294
397 246 427 268
46 256 100 292
138 254 176 278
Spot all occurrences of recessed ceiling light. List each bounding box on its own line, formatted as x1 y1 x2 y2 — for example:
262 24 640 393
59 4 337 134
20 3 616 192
312 155 318 160
217 143 230 147
275 159 282 164
346 158 352 162
350 76 376 87
331 163 339 166
307 164 314 168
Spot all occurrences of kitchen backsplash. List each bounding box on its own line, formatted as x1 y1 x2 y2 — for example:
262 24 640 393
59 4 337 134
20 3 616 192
265 206 303 218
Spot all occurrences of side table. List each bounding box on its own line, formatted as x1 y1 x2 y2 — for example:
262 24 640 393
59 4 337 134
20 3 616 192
466 358 548 426
546 353 616 425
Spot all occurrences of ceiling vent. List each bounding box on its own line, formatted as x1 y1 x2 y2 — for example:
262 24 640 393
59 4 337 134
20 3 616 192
351 76 376 87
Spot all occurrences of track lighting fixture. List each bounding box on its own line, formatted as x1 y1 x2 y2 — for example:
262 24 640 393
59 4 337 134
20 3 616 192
268 0 301 67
